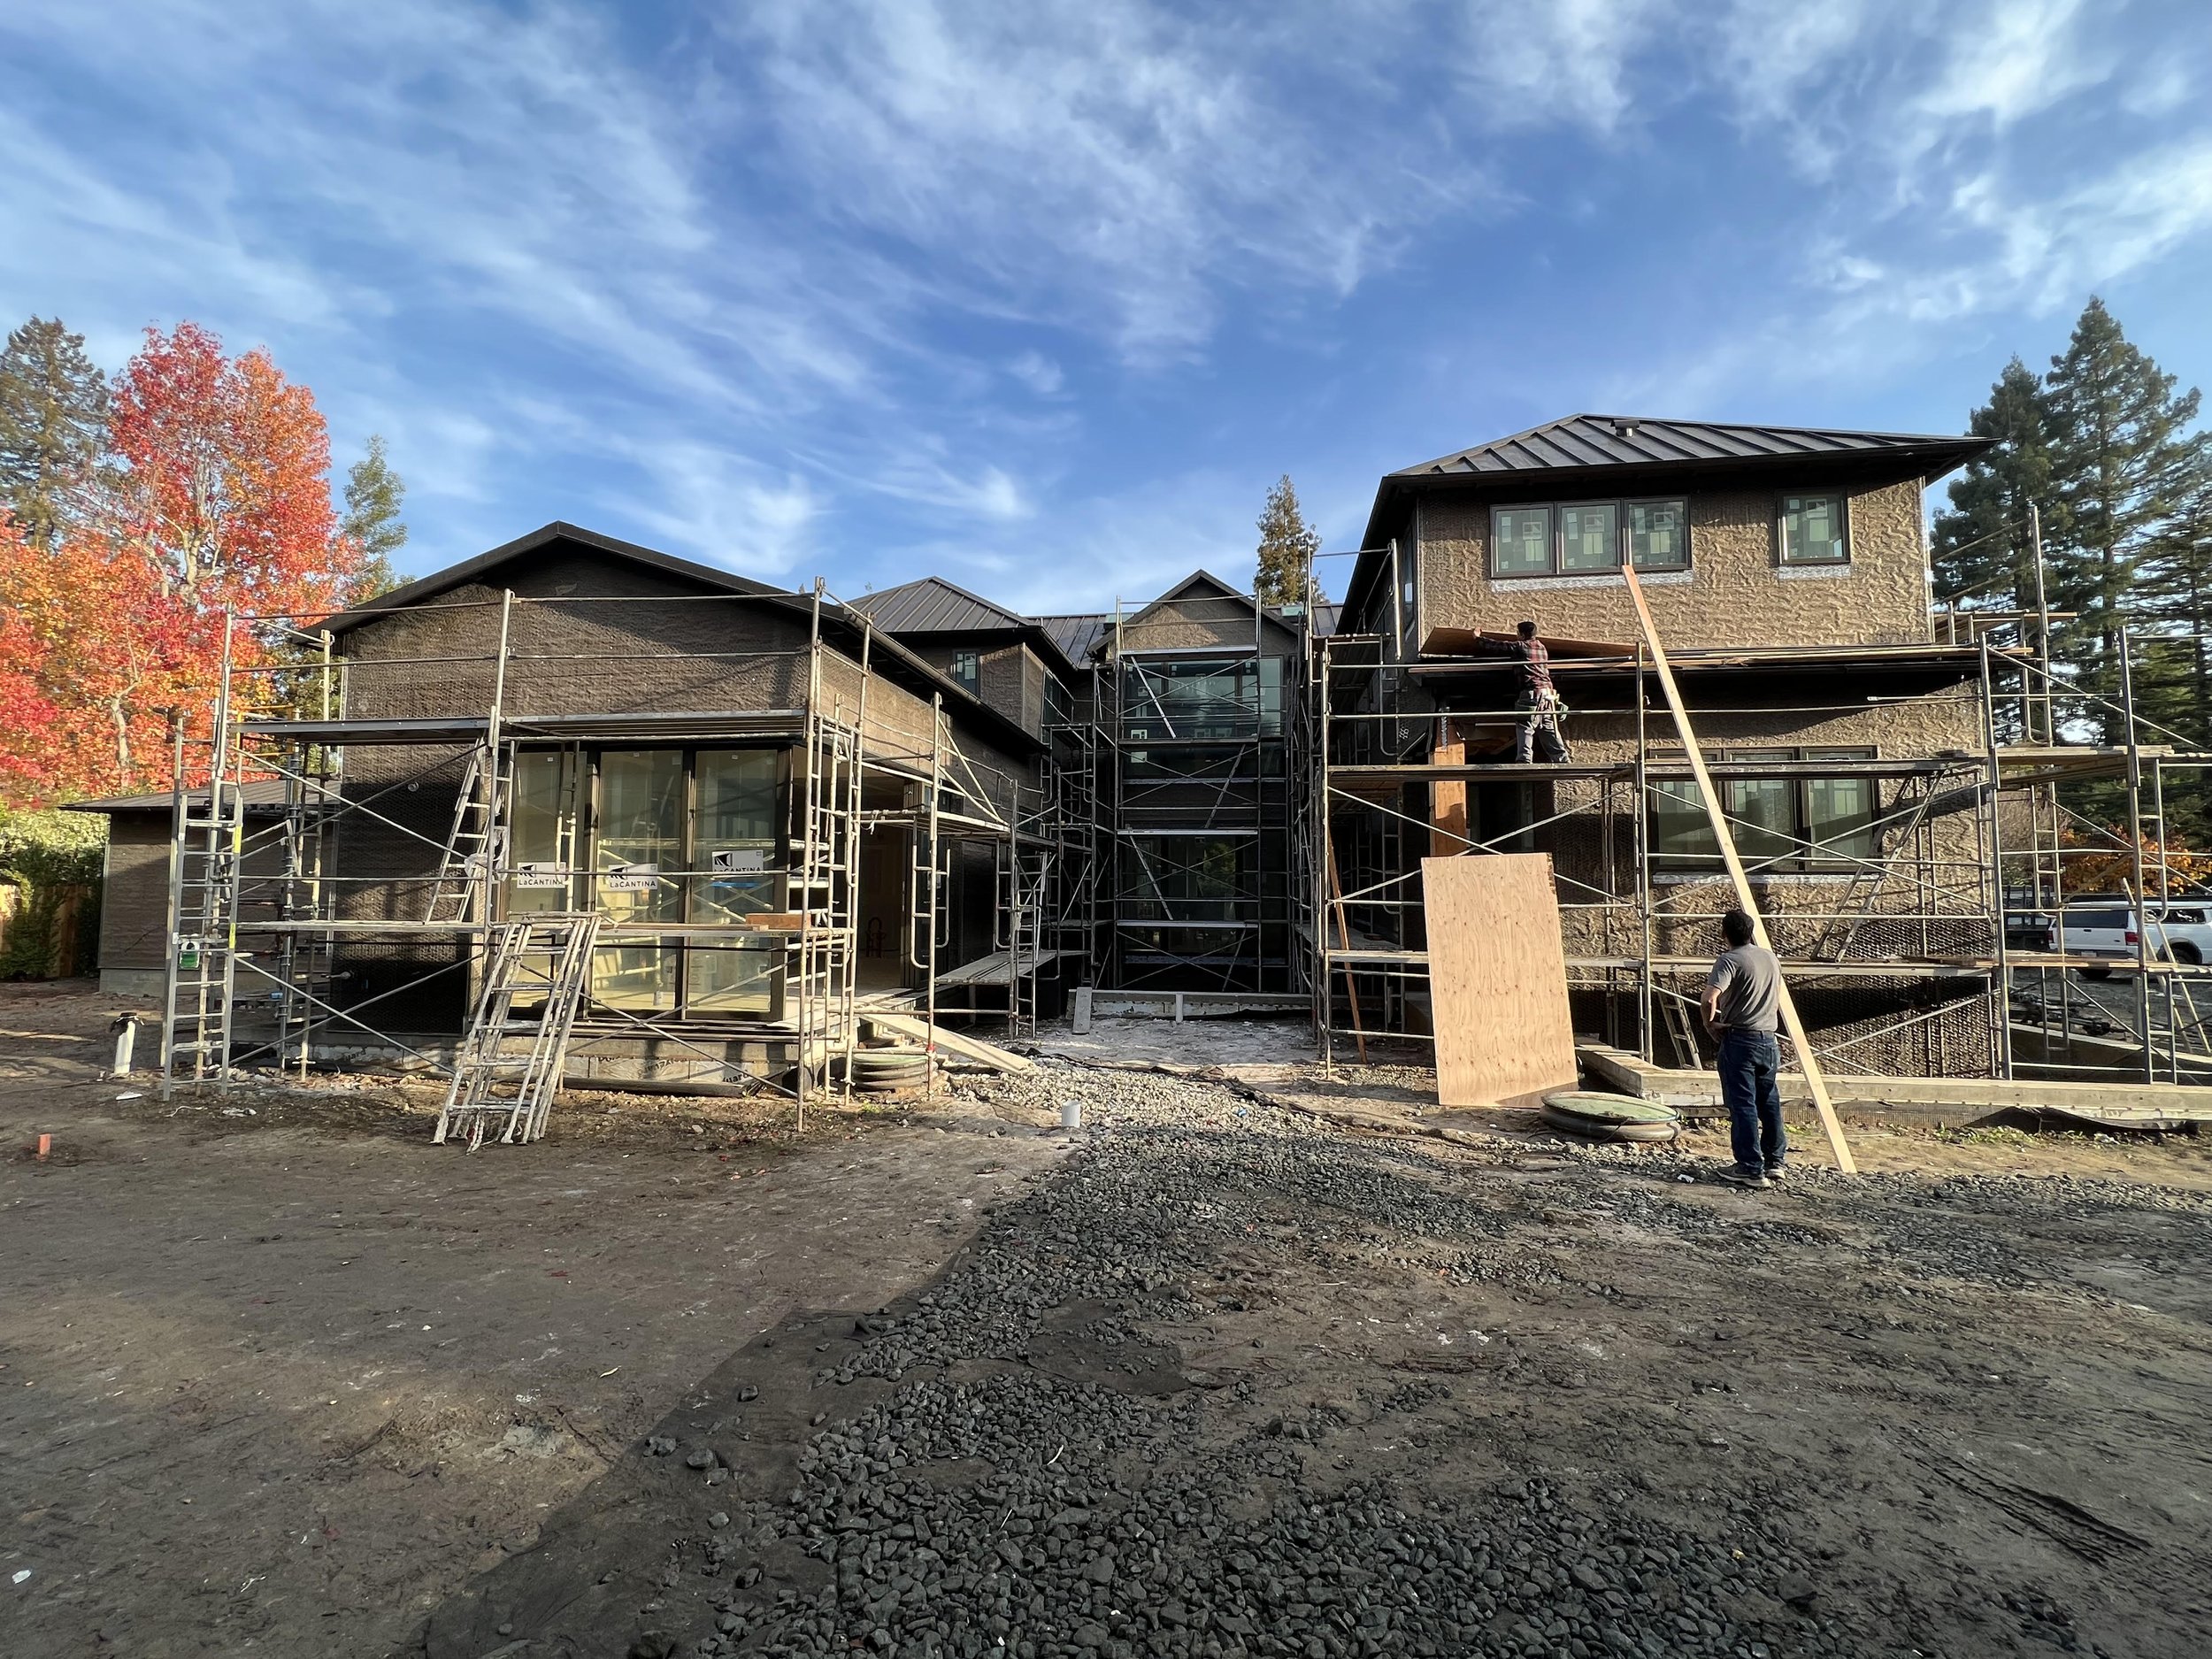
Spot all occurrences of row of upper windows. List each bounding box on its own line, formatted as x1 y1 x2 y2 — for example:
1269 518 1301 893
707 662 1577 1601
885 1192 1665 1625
1485 495 1849 580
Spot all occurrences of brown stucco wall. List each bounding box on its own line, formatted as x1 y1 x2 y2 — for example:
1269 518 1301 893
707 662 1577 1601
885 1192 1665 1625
98 810 171 976
1416 480 1932 649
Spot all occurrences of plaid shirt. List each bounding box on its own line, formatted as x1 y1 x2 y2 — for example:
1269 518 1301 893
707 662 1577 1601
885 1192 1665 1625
1514 638 1555 696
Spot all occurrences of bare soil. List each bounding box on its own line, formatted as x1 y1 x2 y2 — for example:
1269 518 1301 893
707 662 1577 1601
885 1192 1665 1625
4 987 2210 1657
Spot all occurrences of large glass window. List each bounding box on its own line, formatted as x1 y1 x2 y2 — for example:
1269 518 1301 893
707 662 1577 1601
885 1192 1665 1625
1559 503 1619 572
1120 657 1276 741
1804 749 1878 864
1627 500 1688 569
1649 781 1718 871
1779 495 1847 564
1724 749 1797 872
1493 506 1553 575
950 650 980 695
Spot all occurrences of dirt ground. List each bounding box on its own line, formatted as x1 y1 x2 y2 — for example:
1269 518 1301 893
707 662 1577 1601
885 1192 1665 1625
4 986 2211 1657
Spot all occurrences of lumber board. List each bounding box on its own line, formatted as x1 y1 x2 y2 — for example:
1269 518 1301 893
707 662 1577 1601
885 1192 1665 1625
1421 853 1579 1108
861 1011 1036 1072
1619 566 1859 1175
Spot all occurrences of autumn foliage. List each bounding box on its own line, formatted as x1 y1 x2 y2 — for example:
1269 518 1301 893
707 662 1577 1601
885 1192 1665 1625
0 323 361 804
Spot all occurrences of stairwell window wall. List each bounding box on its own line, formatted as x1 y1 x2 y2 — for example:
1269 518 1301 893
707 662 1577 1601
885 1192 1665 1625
1490 500 1689 577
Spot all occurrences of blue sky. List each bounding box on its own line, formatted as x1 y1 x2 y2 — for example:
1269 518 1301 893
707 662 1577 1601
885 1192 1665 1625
4 0 2209 614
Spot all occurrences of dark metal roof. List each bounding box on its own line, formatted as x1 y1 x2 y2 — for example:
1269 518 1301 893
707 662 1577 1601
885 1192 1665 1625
1034 613 1110 664
67 780 296 815
1393 414 1988 478
1348 413 1993 621
849 576 1027 634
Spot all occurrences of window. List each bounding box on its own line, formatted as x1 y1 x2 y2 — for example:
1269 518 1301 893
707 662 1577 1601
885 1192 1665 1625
1559 503 1618 572
1647 748 1878 873
1491 499 1689 577
1627 500 1688 569
503 745 784 1018
950 649 980 695
1493 506 1554 575
1779 495 1847 564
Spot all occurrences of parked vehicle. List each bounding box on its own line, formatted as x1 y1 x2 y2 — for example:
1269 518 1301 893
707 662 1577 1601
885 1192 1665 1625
2004 910 2055 950
2055 902 2212 977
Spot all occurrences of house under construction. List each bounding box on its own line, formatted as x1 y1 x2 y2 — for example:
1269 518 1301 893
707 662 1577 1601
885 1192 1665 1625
80 415 2212 1132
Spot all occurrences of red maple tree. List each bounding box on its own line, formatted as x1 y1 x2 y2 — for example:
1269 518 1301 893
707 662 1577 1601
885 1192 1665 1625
0 323 361 805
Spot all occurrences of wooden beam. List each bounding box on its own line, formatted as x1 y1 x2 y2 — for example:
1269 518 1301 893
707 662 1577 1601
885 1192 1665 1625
1620 565 1859 1176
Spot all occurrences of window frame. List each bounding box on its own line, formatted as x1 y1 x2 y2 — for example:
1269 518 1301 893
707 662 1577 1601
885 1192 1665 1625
1776 492 1851 566
1488 496 1692 579
1646 746 1879 875
949 649 981 696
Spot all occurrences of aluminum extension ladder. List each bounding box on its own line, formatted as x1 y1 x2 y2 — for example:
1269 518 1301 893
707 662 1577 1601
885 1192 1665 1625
424 744 506 925
434 913 601 1148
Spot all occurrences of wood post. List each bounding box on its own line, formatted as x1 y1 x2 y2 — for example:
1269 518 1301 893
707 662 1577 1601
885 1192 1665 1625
1620 567 1859 1175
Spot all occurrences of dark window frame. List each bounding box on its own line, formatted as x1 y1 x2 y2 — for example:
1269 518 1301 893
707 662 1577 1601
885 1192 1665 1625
1776 492 1852 566
949 649 981 695
1488 496 1692 579
1647 746 1879 875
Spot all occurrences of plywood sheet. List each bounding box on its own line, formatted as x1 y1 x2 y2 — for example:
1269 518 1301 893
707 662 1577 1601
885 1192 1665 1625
1423 854 1578 1108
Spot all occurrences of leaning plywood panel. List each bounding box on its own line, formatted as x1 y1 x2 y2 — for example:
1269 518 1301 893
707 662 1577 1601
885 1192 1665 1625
1423 854 1578 1108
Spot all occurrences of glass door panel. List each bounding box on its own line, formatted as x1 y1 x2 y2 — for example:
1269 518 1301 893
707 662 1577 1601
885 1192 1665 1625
688 749 780 1015
594 749 683 1010
506 748 581 917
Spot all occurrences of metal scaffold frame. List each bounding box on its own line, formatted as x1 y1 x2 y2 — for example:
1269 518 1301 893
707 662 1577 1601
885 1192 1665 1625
157 579 1041 1127
1098 603 1294 996
1296 556 2212 1089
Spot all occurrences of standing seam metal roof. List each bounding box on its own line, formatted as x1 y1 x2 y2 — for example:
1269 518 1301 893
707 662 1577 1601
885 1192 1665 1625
1394 414 1985 478
849 576 1029 634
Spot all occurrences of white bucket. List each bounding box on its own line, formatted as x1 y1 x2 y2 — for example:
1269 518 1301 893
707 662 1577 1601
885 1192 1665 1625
1060 1101 1082 1130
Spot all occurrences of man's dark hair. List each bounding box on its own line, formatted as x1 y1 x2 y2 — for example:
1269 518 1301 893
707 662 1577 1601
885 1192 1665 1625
1517 619 1537 639
1721 908 1756 948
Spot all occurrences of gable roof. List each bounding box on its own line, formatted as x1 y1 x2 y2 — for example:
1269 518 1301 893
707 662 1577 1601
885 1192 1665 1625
314 522 1043 756
1391 414 1987 480
849 575 1027 634
316 520 782 634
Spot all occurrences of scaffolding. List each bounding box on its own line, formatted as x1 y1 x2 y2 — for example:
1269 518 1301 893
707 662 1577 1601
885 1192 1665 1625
1298 570 2212 1089
1100 605 1294 996
157 580 1044 1125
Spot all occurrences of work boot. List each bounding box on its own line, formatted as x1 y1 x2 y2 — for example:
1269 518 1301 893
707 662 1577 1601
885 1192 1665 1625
1717 1164 1770 1191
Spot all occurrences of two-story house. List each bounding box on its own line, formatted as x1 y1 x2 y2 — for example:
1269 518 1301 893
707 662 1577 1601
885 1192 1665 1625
1326 416 2001 1076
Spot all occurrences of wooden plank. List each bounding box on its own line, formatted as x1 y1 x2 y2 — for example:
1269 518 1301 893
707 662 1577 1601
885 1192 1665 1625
1619 566 1859 1175
1429 732 1470 857
1421 853 1579 1107
861 1011 1036 1072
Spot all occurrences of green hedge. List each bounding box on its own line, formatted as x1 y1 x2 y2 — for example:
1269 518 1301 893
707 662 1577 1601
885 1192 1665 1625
0 809 104 979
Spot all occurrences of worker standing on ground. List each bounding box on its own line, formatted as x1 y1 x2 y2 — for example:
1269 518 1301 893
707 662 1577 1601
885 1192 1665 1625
1508 619 1570 763
1701 907 1786 1190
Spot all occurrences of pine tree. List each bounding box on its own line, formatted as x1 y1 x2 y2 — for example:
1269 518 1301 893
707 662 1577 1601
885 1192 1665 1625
1932 357 2059 611
1255 474 1323 608
2041 297 2207 735
0 317 109 548
340 434 408 602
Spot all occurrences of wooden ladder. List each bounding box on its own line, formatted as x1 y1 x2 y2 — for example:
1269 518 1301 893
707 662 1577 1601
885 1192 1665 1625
434 913 601 1148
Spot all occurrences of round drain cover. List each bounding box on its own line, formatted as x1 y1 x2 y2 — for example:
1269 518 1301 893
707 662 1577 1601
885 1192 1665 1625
1541 1091 1681 1142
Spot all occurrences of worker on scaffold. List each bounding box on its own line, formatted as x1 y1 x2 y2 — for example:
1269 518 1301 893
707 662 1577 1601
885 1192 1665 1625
1506 618 1571 763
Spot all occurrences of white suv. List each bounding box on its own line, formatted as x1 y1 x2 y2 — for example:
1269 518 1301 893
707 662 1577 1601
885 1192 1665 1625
2056 901 2212 975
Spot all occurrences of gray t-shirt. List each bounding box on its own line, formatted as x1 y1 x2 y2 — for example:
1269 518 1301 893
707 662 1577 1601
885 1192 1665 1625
1707 943 1780 1033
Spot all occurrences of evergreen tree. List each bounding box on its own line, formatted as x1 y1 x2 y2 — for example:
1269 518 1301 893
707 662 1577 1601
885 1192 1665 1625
1255 474 1323 608
2041 297 2207 733
1932 357 2059 611
0 317 108 548
340 434 408 602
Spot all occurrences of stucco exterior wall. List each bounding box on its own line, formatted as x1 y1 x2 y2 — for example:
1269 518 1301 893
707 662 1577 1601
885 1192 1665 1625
1416 480 1932 649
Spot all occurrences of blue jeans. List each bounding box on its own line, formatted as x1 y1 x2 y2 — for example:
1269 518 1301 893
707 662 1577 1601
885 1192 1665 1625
1717 1028 1786 1172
